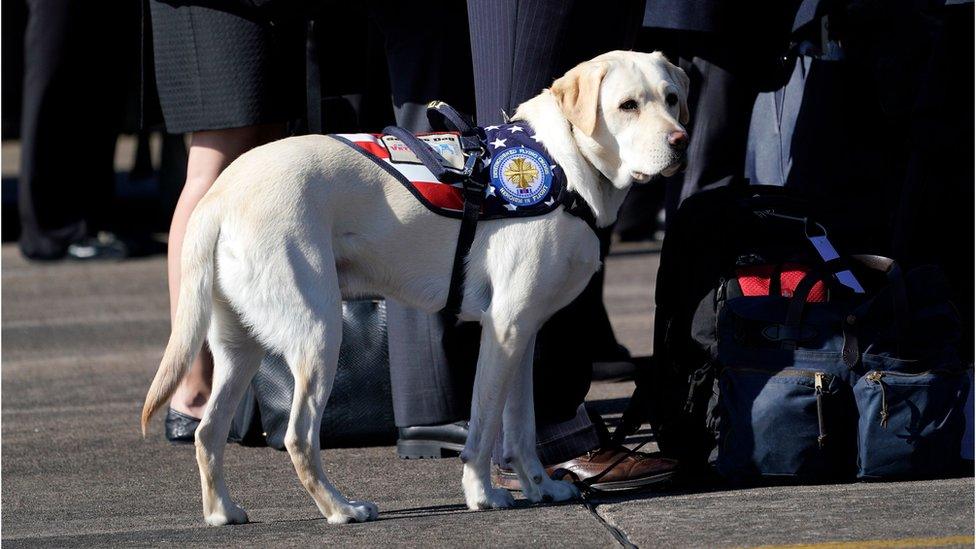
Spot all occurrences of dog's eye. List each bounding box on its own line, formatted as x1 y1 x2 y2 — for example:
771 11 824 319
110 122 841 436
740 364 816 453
619 100 639 112
665 93 679 107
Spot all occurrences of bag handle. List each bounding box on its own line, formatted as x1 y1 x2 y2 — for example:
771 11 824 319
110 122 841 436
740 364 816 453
780 255 910 354
780 268 832 350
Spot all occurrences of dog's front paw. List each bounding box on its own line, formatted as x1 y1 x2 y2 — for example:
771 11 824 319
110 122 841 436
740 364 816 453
204 502 249 526
465 486 516 510
327 500 379 524
526 478 580 504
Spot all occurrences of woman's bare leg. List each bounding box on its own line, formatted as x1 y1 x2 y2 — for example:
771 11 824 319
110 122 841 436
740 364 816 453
167 123 284 418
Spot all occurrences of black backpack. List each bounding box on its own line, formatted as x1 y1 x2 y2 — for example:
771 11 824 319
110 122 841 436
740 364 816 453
616 185 970 483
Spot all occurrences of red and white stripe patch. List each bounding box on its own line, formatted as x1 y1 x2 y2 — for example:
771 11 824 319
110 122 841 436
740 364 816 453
340 133 391 159
336 133 465 212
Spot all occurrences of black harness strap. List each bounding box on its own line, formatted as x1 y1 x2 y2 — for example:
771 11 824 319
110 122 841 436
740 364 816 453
383 114 487 327
388 102 599 328
427 100 476 135
382 126 470 183
556 184 599 232
431 106 488 326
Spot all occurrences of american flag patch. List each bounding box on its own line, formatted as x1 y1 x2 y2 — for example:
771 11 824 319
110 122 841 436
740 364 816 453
334 132 466 212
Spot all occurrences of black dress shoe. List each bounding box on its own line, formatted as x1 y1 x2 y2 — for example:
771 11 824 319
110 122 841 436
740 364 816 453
397 421 468 459
165 408 200 444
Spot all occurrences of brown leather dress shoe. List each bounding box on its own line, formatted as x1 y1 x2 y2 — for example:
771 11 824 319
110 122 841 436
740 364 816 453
492 447 678 492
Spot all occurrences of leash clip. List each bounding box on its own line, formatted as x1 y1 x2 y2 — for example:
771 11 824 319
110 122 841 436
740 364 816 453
461 145 486 179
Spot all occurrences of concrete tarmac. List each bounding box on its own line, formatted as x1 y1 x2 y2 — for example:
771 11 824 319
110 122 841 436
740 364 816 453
2 242 973 548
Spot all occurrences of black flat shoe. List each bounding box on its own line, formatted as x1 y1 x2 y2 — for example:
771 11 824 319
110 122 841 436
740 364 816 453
397 421 468 459
165 408 200 444
66 232 129 261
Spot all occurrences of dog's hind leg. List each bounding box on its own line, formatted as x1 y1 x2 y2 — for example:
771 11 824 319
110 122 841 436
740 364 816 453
270 247 378 524
195 296 263 526
282 340 378 523
501 335 580 504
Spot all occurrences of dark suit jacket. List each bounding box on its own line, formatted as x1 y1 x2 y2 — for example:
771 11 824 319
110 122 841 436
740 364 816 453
643 0 732 33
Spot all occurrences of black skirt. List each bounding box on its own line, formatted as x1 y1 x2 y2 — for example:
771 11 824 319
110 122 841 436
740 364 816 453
148 1 305 133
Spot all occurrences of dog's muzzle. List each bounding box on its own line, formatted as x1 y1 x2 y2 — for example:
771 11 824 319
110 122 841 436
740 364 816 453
659 158 686 178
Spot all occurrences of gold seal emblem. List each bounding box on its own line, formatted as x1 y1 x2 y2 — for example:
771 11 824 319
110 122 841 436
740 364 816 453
503 158 539 189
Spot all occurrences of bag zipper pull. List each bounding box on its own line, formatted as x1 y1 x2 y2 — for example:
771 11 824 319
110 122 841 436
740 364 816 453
867 371 889 428
814 372 827 448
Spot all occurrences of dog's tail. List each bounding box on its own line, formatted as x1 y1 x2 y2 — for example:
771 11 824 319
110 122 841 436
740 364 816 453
141 196 222 437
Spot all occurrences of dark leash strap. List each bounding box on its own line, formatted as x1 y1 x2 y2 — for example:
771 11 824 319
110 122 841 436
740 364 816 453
551 439 654 499
551 413 663 499
612 367 654 446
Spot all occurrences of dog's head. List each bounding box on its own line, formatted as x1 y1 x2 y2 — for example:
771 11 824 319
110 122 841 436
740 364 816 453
550 50 690 188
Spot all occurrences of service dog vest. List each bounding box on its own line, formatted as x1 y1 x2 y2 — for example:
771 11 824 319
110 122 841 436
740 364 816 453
331 123 568 220
331 101 597 326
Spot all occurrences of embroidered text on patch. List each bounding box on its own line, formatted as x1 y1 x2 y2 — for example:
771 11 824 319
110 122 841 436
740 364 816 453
492 147 553 207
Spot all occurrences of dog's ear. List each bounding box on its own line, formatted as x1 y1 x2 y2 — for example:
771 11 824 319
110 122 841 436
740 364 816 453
550 61 608 136
658 53 690 125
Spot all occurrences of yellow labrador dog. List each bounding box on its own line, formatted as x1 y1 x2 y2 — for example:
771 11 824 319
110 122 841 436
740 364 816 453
142 50 689 526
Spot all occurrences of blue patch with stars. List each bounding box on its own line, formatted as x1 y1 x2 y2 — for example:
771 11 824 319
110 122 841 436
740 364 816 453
470 122 568 218
332 122 567 221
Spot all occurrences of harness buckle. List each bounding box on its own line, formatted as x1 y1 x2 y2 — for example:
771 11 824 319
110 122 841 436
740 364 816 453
461 146 486 179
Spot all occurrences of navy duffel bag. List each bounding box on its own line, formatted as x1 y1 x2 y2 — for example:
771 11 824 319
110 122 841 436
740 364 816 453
712 256 971 483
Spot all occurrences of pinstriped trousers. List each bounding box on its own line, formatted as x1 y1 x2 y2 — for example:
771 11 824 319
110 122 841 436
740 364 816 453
388 0 645 465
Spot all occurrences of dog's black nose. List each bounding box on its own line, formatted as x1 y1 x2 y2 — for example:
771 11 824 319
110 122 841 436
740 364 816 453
667 130 688 151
